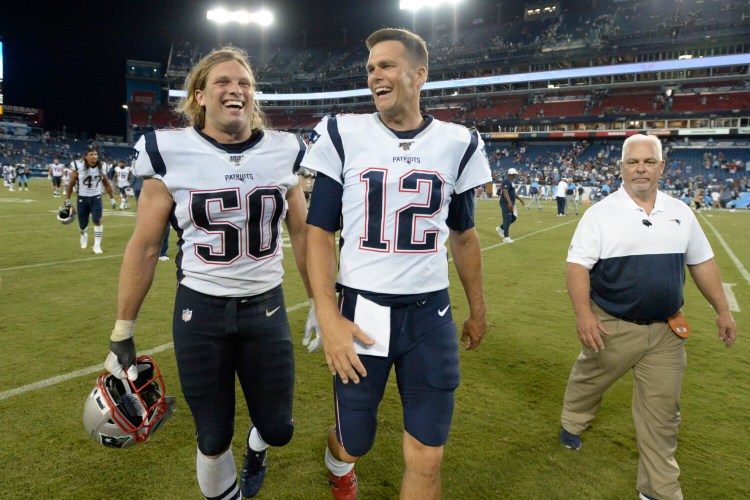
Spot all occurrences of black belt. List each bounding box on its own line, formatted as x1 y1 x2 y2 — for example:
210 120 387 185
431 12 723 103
603 309 664 326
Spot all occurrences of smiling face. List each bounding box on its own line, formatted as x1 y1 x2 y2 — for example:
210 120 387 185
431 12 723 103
620 138 665 200
195 60 254 141
366 40 426 130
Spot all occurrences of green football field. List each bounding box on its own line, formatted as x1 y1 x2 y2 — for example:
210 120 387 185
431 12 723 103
1 178 747 499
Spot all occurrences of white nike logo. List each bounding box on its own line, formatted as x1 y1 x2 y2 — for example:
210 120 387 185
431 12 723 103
266 306 281 317
438 305 450 317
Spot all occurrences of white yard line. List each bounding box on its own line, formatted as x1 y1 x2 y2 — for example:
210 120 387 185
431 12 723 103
2 218 579 400
0 299 312 401
699 214 750 286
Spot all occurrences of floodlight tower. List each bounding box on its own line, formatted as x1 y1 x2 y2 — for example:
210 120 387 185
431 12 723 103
207 8 274 45
400 0 464 44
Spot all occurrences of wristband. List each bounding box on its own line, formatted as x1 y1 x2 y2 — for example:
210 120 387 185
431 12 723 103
111 319 135 342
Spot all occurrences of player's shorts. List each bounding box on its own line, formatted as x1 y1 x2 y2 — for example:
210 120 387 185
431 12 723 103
118 185 130 195
52 177 62 187
76 195 103 227
333 287 459 457
172 284 295 455
17 175 27 182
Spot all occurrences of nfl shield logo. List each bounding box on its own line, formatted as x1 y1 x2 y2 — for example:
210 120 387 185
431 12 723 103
182 309 193 322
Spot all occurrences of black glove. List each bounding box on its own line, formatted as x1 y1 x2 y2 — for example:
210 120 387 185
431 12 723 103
105 337 138 380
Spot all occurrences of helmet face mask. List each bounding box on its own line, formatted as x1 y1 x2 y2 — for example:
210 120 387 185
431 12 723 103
57 206 75 224
83 355 176 448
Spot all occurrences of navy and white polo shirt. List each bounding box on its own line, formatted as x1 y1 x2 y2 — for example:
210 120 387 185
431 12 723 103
567 188 713 321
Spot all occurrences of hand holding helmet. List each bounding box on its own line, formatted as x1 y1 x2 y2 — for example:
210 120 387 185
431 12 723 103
104 320 138 381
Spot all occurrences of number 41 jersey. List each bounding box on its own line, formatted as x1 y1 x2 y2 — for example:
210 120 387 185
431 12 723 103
133 127 304 297
302 113 492 295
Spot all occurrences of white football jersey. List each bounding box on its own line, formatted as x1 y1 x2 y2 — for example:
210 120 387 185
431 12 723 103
72 160 106 197
302 113 491 294
50 163 64 177
114 165 132 188
133 127 304 297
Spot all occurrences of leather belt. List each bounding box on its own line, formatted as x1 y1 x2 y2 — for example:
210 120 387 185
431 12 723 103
603 309 664 326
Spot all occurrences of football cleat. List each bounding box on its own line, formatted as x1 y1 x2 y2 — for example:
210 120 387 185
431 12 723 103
57 206 76 224
329 469 358 500
83 355 176 448
240 430 268 498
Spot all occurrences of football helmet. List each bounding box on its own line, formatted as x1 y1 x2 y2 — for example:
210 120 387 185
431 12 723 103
83 355 176 448
57 206 75 224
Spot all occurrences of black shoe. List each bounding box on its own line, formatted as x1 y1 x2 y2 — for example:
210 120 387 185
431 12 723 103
240 429 267 498
560 427 582 450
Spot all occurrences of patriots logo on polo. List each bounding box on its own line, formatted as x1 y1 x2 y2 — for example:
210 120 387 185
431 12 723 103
398 141 414 151
229 155 244 167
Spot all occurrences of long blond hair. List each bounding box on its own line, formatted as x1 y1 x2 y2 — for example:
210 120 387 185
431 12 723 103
175 46 268 132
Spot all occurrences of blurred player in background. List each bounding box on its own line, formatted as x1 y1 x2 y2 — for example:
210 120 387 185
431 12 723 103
64 148 116 254
49 158 64 197
103 47 313 500
16 164 29 191
303 28 491 500
113 159 133 209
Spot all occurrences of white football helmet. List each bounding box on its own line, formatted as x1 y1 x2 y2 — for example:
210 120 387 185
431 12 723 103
83 355 176 448
57 206 75 224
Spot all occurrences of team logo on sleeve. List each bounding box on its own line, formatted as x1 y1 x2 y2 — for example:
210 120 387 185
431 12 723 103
307 131 321 149
131 149 139 161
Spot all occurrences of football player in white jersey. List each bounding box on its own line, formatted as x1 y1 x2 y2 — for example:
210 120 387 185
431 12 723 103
113 159 133 209
303 28 491 500
64 149 116 254
103 47 312 500
49 158 65 197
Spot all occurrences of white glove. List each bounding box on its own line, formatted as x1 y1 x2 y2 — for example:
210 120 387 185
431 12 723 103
302 300 322 353
104 320 138 380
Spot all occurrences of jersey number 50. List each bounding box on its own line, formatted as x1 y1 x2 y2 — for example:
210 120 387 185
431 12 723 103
190 188 284 263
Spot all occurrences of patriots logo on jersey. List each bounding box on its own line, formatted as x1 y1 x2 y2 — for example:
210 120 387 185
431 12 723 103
229 155 244 167
307 131 321 149
398 141 414 151
131 149 139 161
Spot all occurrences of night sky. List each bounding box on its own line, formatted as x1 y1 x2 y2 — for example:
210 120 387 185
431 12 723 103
0 1 509 137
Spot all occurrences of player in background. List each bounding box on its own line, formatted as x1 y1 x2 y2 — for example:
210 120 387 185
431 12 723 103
49 158 65 197
303 28 491 499
64 148 116 254
16 164 30 191
6 164 16 191
103 47 313 500
114 159 133 209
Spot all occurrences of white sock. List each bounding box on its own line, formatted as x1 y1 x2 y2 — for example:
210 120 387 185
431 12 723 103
248 427 269 452
325 447 354 476
196 447 240 500
94 225 103 247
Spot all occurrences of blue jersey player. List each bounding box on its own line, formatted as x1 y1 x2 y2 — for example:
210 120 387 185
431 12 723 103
303 28 492 499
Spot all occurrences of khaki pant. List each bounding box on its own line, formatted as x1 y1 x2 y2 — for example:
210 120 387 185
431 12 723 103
561 302 686 500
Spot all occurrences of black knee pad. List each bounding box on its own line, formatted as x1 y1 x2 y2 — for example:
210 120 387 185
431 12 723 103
197 424 234 456
258 420 294 447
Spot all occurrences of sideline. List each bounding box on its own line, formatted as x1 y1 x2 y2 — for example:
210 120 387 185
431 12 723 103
2 219 577 401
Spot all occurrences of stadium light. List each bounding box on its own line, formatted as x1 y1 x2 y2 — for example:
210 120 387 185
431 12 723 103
207 8 273 26
400 0 463 10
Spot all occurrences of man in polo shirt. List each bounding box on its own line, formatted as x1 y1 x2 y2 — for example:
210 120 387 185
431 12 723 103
559 134 736 500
